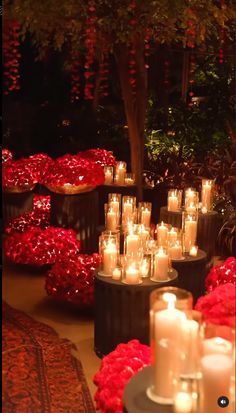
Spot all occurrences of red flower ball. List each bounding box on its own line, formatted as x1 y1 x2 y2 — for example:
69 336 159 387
93 340 151 413
45 253 101 308
195 283 236 328
4 227 80 267
78 148 116 166
3 158 38 192
2 148 13 163
27 153 53 183
205 257 236 293
42 154 105 191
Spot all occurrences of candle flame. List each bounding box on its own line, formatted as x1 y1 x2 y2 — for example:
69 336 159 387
163 292 176 310
215 337 225 345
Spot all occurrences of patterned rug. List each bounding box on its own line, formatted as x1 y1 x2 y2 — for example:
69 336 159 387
2 301 96 413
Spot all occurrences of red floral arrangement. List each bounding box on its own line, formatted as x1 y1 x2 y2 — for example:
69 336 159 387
3 158 38 192
4 227 80 266
27 153 53 183
205 257 236 293
93 340 151 413
5 195 51 235
45 253 101 308
195 283 236 328
2 149 13 163
42 154 105 193
79 148 116 166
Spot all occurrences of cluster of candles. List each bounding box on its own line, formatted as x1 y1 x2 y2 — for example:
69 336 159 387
100 194 199 284
167 179 214 214
104 162 135 186
148 288 235 413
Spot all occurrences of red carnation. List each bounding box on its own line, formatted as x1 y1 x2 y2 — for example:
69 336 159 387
205 257 236 293
78 148 116 166
3 158 38 192
2 148 13 163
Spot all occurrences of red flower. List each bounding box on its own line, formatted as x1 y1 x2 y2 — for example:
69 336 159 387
205 257 236 293
4 227 80 267
93 340 151 413
45 253 101 308
78 148 116 166
3 158 38 191
195 283 236 328
2 148 13 163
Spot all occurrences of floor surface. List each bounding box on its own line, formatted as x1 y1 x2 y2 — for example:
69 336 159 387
2 264 101 405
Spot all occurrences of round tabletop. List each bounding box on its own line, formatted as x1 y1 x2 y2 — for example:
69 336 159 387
123 366 173 413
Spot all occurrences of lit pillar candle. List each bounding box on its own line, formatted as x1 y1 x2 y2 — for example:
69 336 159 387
157 222 168 246
184 217 197 252
126 233 140 258
123 201 133 221
189 245 198 257
141 208 151 228
104 169 113 184
186 202 196 213
185 189 195 203
112 267 121 280
174 392 193 413
110 200 120 214
125 264 140 284
139 258 149 277
115 163 126 185
203 337 233 356
201 181 212 211
181 319 200 376
103 242 117 275
200 354 233 413
154 293 186 399
169 243 183 260
168 194 179 212
168 227 178 244
154 247 169 280
106 209 118 231
138 225 149 243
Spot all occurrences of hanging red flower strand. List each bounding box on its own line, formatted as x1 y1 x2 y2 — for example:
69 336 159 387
144 28 151 70
219 0 225 64
84 0 97 100
3 19 21 95
99 48 109 97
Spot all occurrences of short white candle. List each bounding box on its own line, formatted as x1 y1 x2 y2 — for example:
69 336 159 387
157 222 168 246
168 227 178 244
184 217 197 252
112 267 121 280
104 169 113 184
103 242 117 275
125 265 140 284
202 181 212 212
203 337 233 356
126 233 140 258
141 208 151 228
125 177 134 185
106 209 118 231
201 206 207 214
189 245 198 257
168 194 179 212
154 293 186 399
169 243 183 260
154 247 169 280
174 392 193 413
200 354 233 413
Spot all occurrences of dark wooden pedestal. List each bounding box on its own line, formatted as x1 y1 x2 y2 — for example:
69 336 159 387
159 207 218 261
3 191 34 225
94 271 178 358
50 189 99 254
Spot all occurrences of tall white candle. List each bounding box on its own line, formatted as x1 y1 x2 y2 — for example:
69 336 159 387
180 319 200 376
200 354 233 413
122 201 133 225
141 208 151 228
185 189 195 203
115 164 126 185
110 200 120 214
174 392 193 413
103 242 117 275
139 258 149 277
125 264 140 284
154 294 186 399
157 222 168 246
203 337 233 356
106 209 118 231
184 217 197 252
126 234 140 258
168 195 179 212
154 248 169 280
202 181 212 211
168 227 178 244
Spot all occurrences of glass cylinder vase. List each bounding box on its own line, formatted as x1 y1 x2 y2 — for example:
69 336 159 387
99 231 120 276
201 179 214 213
147 287 193 404
182 211 198 254
103 166 114 185
138 202 152 228
124 172 135 186
114 161 127 185
167 189 183 212
122 196 136 230
184 188 199 212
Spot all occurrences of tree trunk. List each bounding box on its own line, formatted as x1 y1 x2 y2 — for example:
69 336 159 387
115 38 147 201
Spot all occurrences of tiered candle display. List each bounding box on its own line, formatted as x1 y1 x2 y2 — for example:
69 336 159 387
148 287 193 404
167 189 182 212
201 179 213 212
